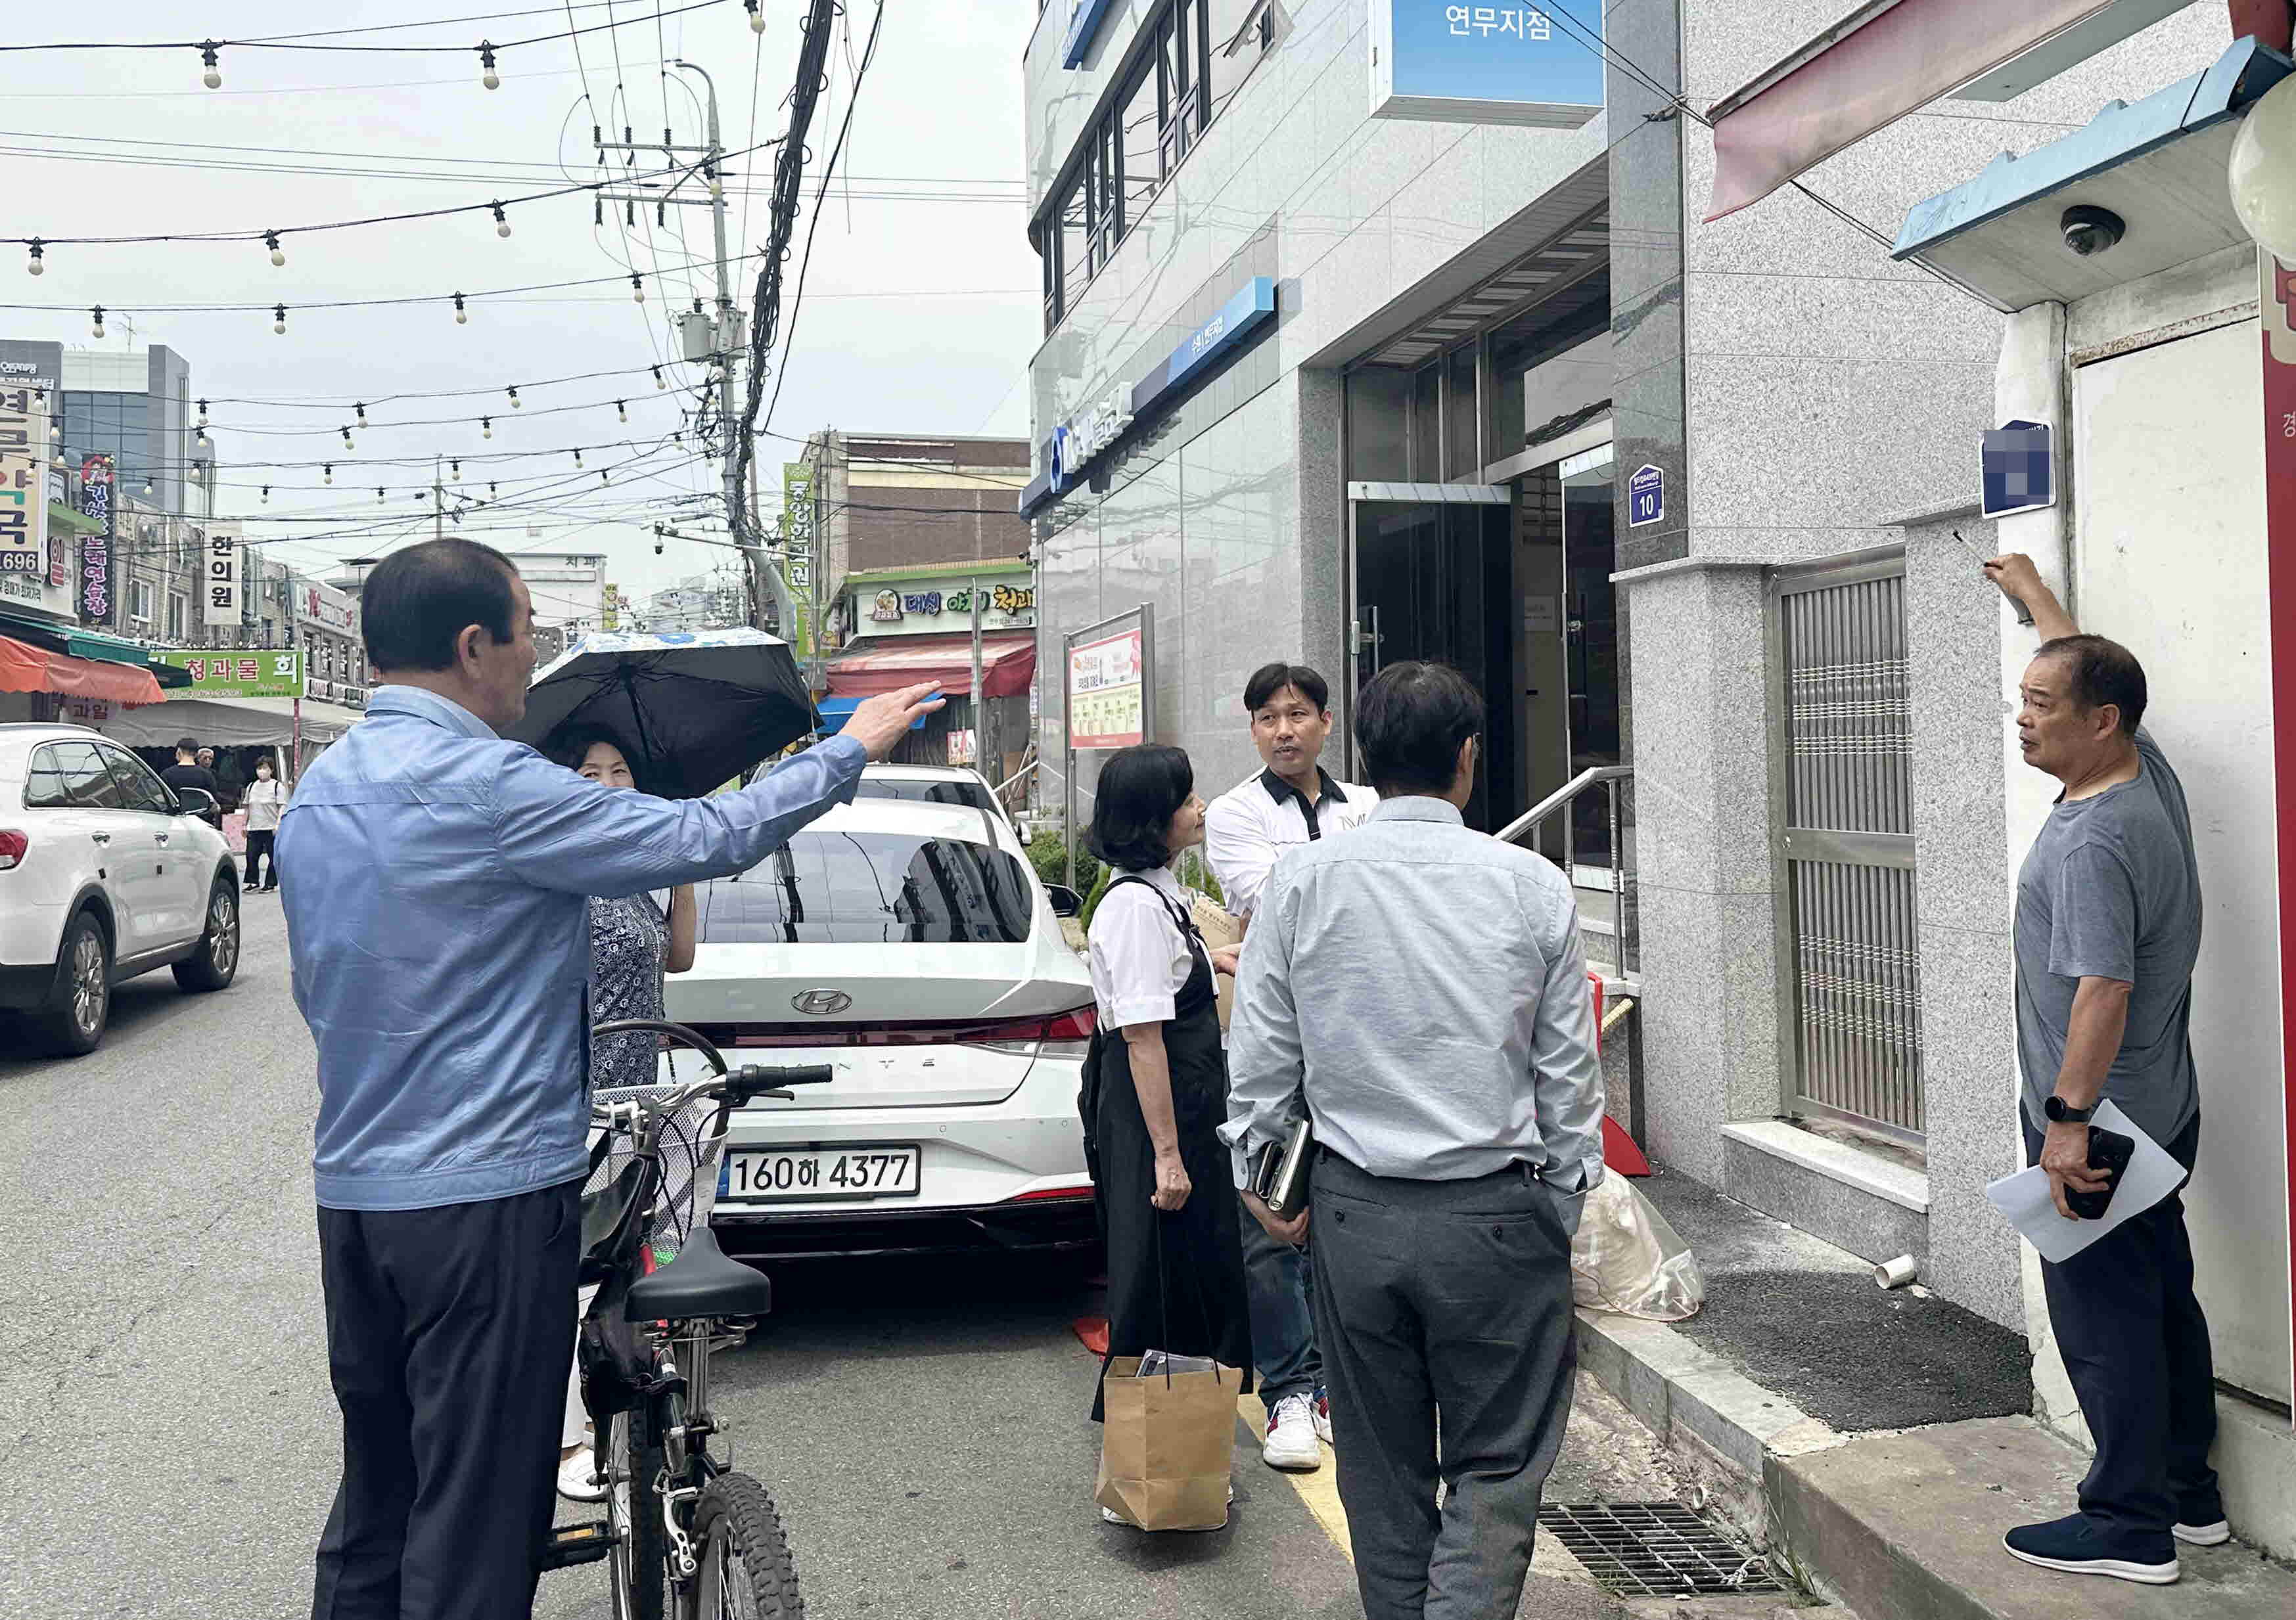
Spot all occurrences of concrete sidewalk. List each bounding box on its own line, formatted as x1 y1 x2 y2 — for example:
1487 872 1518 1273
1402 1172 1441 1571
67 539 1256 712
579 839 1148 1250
1575 1169 2296 1620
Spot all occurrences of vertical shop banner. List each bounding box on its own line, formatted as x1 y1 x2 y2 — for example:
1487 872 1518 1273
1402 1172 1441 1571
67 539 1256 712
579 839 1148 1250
2262 249 2296 1405
78 455 113 626
202 523 243 627
781 460 817 660
0 385 47 578
1067 625 1147 749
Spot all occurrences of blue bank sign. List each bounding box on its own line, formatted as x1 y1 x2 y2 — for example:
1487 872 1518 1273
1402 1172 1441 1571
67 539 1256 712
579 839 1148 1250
1022 277 1278 516
1059 0 1120 69
1371 1 1605 128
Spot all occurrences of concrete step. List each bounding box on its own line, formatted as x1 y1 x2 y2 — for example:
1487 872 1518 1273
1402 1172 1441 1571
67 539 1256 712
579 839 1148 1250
1774 1417 2296 1620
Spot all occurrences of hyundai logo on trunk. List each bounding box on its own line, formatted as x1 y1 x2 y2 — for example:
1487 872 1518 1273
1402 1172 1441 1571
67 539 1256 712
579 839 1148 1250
791 989 852 1016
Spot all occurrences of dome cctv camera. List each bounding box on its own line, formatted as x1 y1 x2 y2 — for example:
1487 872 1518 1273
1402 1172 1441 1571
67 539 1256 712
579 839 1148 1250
2060 204 2125 258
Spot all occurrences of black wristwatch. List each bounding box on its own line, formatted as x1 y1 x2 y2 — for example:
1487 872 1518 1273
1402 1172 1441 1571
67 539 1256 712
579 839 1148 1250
2044 1095 2096 1124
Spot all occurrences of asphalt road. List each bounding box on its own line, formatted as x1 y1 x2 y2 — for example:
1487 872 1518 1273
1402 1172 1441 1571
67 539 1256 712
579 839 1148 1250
0 902 1787 1620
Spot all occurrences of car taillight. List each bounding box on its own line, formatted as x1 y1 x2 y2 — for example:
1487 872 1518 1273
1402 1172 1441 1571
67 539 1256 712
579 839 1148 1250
969 1004 1096 1056
701 1004 1097 1054
1005 1181 1095 1203
0 831 26 870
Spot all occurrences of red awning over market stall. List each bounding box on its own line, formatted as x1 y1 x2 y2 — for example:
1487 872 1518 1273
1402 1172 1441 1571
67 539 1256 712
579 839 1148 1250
823 632 1037 699
0 633 166 707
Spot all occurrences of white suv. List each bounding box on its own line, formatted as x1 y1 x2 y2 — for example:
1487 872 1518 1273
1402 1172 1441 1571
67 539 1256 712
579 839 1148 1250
0 724 242 1055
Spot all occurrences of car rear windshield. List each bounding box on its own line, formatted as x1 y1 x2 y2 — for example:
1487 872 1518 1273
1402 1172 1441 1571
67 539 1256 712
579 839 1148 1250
696 830 1033 943
852 778 998 815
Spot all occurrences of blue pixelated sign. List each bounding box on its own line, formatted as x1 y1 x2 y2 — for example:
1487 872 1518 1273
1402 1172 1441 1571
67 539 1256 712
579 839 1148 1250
1371 1 1605 127
1981 420 2053 518
1628 464 1663 528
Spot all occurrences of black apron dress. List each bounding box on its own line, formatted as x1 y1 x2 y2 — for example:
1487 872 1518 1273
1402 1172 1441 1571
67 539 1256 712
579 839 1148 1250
1080 875 1254 1421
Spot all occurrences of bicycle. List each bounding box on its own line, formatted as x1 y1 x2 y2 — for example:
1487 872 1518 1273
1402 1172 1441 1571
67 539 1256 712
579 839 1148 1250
538 1017 828 1620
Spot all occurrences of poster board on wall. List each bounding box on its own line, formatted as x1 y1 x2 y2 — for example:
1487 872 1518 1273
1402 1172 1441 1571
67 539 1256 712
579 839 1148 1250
1060 606 1154 888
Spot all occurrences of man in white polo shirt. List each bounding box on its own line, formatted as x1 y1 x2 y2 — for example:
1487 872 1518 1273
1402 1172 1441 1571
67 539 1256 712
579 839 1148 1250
1204 662 1377 1472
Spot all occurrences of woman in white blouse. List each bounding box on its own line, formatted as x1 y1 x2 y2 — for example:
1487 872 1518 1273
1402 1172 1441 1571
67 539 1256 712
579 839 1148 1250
1080 744 1253 1519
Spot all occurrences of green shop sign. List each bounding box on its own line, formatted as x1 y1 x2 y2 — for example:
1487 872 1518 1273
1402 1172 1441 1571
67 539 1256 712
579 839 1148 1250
155 647 304 698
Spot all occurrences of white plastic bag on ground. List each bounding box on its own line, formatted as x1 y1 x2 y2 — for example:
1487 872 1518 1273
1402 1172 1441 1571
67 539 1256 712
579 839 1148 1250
1570 1174 1705 1321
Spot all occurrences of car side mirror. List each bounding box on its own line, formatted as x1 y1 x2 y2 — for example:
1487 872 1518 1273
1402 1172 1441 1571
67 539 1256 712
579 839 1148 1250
175 786 218 817
1045 884 1084 918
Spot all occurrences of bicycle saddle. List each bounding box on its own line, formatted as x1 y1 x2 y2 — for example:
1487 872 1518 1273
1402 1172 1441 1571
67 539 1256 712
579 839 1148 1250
622 1223 773 1322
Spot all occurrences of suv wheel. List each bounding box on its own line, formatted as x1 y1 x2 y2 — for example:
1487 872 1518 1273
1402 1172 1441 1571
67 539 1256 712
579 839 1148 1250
174 878 241 993
36 911 111 1057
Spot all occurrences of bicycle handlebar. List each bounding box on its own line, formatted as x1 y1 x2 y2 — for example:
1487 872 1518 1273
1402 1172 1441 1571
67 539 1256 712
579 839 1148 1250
587 1018 837 1127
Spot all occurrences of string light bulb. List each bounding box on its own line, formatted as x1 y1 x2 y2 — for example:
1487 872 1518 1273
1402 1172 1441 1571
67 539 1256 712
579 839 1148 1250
478 42 500 91
480 416 493 439
488 482 497 498
261 485 270 504
631 273 646 304
508 386 521 409
355 403 369 426
615 400 629 424
376 487 386 504
450 459 461 480
323 463 333 484
273 304 288 336
746 0 765 34
600 468 609 485
265 231 285 268
143 478 153 497
196 427 211 451
492 202 511 239
653 365 666 391
573 448 584 468
191 462 204 484
196 400 209 428
340 426 354 451
453 292 468 325
26 240 43 277
49 420 59 443
200 43 221 90
90 305 104 339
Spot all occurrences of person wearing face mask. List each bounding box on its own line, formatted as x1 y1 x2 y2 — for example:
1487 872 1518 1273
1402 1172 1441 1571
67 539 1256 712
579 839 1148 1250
1079 744 1253 1521
277 537 942 1620
241 755 287 893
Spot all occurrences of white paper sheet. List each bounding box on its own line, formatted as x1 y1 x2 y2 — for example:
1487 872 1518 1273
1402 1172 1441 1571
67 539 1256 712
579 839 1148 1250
1983 1100 2189 1264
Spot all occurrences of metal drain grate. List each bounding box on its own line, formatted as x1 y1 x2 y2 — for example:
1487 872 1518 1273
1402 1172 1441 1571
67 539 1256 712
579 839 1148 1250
1538 1502 1779 1597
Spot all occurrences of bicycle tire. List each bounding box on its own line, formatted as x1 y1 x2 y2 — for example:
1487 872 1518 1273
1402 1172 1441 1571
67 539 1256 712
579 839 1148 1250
612 1406 676 1620
688 1472 805 1619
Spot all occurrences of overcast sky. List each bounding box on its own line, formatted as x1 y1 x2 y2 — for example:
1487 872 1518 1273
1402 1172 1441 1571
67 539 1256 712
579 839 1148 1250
7 0 1039 613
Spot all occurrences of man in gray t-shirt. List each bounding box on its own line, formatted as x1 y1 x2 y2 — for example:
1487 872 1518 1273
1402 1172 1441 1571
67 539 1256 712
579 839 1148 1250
1985 553 2218 1588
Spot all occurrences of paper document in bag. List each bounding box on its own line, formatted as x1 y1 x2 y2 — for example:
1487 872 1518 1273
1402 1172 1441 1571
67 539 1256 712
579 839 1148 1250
1984 1100 2188 1264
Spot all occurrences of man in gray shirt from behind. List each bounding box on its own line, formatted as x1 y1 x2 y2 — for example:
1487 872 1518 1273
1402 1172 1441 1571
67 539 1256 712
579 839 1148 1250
1225 661 1603 1620
1985 553 2218 1588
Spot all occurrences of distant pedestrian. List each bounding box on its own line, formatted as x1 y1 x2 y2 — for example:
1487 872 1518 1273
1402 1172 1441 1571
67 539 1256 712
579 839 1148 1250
1226 662 1603 1620
160 737 222 827
1203 662 1377 1473
241 757 287 893
1080 744 1253 1522
1986 553 2219 1586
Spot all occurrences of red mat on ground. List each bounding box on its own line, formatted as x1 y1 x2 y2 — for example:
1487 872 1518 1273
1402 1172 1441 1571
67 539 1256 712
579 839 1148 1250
1072 1316 1109 1355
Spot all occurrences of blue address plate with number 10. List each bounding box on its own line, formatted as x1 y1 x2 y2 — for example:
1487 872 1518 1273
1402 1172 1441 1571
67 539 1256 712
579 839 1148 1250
718 1144 922 1202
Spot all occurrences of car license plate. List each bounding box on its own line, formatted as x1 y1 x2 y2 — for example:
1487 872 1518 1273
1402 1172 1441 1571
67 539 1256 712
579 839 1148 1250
719 1145 921 1202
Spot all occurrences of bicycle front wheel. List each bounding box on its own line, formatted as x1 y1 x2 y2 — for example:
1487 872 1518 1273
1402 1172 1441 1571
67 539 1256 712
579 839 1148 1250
688 1472 804 1619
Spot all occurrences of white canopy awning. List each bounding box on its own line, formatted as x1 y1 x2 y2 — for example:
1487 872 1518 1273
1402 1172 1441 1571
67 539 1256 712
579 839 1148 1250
101 694 366 749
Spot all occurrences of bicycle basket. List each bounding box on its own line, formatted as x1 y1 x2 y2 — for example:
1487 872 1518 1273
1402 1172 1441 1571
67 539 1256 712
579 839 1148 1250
585 1082 728 1267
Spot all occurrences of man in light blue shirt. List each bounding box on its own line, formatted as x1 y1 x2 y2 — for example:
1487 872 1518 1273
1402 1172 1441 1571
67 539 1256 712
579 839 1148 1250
1225 661 1602 1620
279 538 936 1620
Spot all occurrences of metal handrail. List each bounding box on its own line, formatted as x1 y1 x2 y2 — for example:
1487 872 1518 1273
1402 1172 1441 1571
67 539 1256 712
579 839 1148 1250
1494 765 1631 847
1494 765 1633 980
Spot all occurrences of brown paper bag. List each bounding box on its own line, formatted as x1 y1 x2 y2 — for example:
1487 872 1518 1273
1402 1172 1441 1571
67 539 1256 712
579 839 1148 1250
1189 895 1242 1033
1095 1356 1239 1531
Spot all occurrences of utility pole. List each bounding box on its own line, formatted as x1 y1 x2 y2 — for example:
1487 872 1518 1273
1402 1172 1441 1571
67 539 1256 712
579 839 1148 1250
432 457 444 541
599 64 798 642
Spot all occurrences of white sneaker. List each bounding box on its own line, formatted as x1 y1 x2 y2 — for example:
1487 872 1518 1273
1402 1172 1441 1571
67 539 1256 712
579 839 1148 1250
557 1447 607 1502
1262 1392 1321 1472
1312 1388 1333 1447
2173 1520 2230 1546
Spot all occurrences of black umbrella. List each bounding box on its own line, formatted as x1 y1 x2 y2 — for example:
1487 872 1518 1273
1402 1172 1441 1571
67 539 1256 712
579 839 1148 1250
511 627 816 799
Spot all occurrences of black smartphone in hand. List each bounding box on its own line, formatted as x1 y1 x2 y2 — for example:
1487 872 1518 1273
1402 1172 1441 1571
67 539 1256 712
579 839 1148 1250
2066 1127 2134 1221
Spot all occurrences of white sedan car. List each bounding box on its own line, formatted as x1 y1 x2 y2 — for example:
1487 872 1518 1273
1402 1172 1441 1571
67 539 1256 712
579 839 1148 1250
0 724 241 1054
669 784 1098 1261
